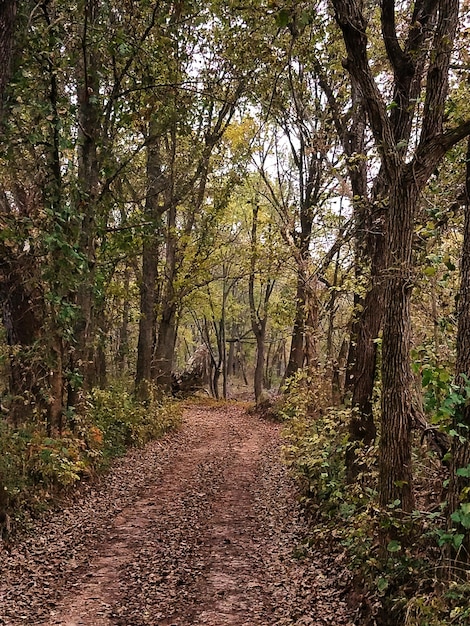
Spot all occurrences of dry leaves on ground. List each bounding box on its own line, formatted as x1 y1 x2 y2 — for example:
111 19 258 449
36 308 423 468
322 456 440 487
0 403 356 626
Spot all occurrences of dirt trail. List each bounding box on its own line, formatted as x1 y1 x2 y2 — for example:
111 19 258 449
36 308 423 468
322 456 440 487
0 403 355 626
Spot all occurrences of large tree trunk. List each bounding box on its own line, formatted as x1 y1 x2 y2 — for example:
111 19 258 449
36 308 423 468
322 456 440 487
0 0 17 112
0 253 46 425
135 123 166 399
285 273 308 378
135 233 159 398
153 303 178 390
69 0 101 406
379 178 417 513
153 201 178 391
345 222 385 480
253 319 267 403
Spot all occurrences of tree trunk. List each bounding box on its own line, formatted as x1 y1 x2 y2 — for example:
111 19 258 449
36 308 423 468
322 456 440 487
227 334 235 378
253 321 266 403
304 277 318 368
379 177 417 514
116 268 130 372
0 255 46 425
342 98 382 480
0 0 17 113
345 231 384 480
49 337 64 435
332 337 348 406
285 272 308 378
153 201 178 391
221 309 227 401
153 303 178 390
239 344 249 386
69 0 101 405
285 193 315 379
248 203 273 404
212 366 221 400
135 124 165 399
135 233 159 398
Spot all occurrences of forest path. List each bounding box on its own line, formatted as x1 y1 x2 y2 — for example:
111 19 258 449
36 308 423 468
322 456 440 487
0 403 355 626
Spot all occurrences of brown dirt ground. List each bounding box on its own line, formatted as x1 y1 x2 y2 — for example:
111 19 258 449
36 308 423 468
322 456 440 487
0 402 356 626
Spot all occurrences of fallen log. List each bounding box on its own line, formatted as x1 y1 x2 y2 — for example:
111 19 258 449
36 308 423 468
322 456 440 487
172 345 211 397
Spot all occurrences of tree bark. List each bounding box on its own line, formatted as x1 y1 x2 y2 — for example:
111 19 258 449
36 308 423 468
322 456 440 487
135 232 159 398
248 202 274 403
116 268 130 372
253 319 267 403
379 177 417 513
69 0 101 406
0 0 17 113
153 201 178 391
153 302 178 390
135 124 166 399
345 228 384 480
332 0 466 515
0 250 46 425
285 272 309 378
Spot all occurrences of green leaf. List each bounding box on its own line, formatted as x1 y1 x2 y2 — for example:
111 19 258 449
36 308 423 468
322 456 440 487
439 370 450 383
275 9 290 27
377 577 389 592
422 368 433 387
451 505 470 529
387 540 402 552
456 465 470 478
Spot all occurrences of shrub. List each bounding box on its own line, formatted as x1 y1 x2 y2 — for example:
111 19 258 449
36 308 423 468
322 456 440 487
278 367 470 626
0 381 182 523
88 383 182 461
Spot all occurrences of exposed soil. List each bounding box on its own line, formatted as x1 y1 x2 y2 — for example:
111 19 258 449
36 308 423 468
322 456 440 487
0 402 356 626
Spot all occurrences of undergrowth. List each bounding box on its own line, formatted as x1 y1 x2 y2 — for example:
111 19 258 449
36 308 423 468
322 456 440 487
278 369 470 626
0 381 181 526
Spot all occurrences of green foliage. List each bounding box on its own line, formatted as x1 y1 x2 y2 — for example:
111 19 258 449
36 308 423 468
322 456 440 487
283 409 351 511
451 502 470 530
279 367 470 626
403 582 470 626
0 382 181 519
279 369 350 512
88 383 181 460
0 422 89 509
413 344 470 436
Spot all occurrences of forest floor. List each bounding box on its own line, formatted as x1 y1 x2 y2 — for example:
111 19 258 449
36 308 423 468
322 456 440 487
0 402 356 626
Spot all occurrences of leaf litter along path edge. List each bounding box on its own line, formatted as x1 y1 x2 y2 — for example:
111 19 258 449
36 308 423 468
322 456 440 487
0 402 356 626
